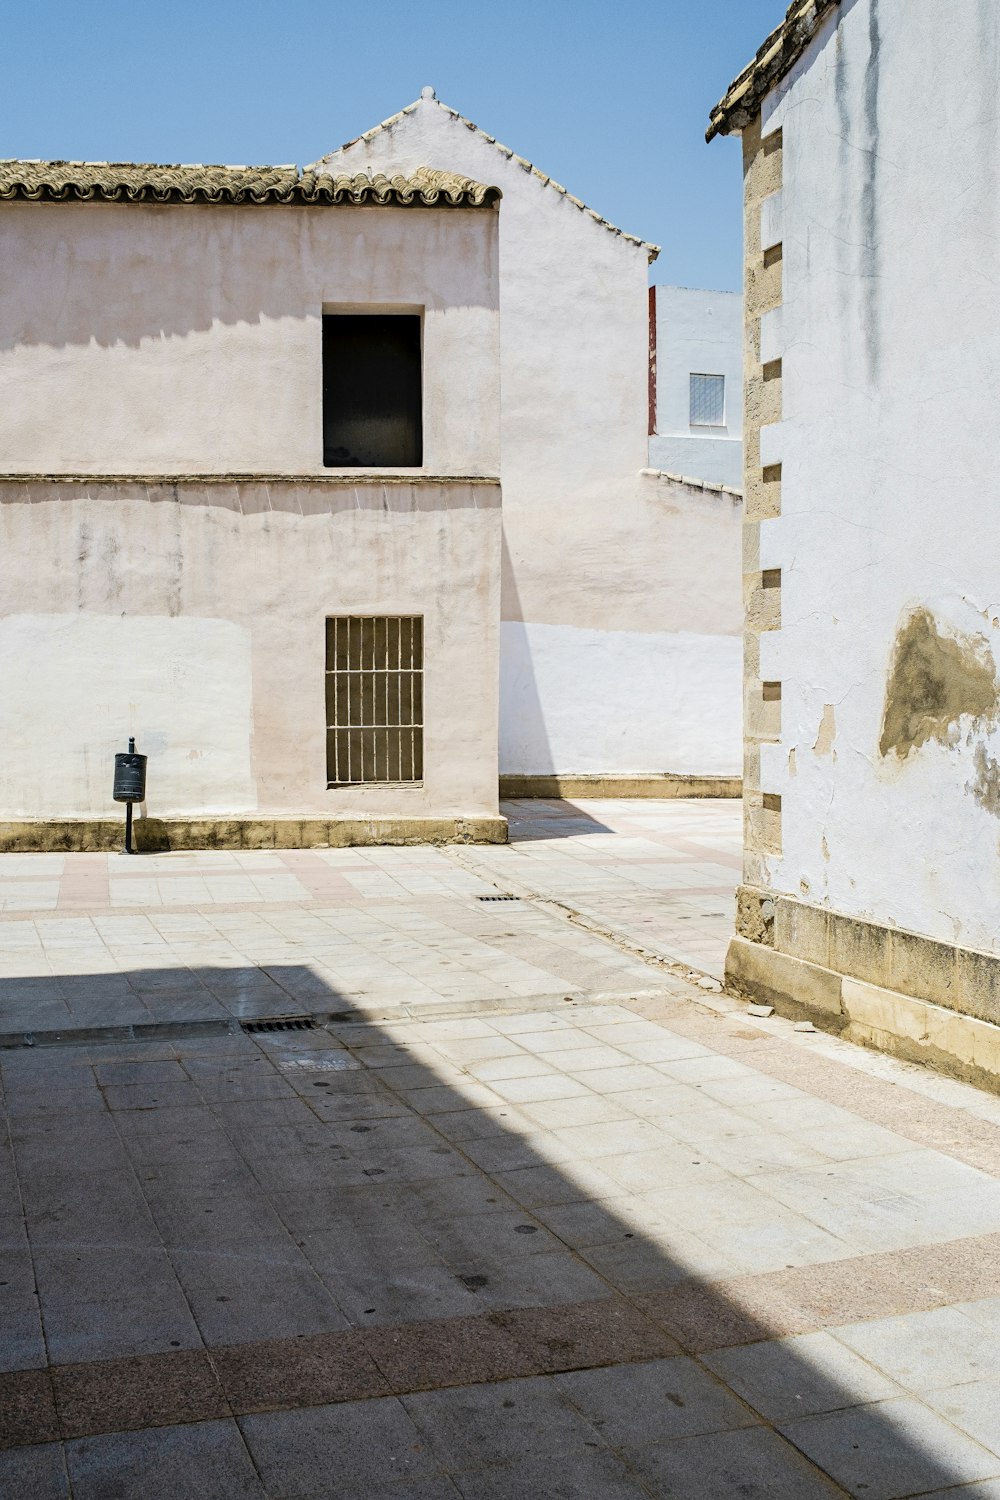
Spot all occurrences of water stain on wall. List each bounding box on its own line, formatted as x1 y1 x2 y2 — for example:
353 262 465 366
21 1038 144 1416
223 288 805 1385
970 744 1000 817
879 607 998 759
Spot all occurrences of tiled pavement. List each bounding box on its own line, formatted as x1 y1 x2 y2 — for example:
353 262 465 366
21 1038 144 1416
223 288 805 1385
0 799 741 1040
3 801 1000 1495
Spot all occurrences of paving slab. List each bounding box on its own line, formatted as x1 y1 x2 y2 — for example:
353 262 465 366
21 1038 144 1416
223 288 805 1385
627 1423 844 1498
401 1375 599 1472
240 1397 441 1496
780 1398 1000 1499
703 1331 903 1421
451 1447 649 1499
65 1419 266 1499
555 1355 756 1448
0 1441 70 1499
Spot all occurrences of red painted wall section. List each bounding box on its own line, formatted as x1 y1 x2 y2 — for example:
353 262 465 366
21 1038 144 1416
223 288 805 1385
648 284 657 437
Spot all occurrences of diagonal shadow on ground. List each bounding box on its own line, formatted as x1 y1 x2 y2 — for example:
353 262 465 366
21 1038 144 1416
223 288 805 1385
502 799 615 842
0 963 993 1499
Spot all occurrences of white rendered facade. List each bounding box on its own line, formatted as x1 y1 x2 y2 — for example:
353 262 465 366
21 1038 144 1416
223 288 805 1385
649 285 743 489
716 0 1000 1084
314 95 743 785
0 173 504 840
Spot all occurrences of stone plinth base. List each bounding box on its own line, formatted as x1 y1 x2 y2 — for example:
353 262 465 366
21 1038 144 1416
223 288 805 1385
0 816 508 853
727 886 1000 1094
499 774 741 800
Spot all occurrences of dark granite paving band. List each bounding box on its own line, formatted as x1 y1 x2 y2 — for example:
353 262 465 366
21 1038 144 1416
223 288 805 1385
4 1233 1000 1450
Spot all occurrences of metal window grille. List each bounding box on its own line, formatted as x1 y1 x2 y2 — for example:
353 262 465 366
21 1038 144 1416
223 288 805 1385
326 616 423 786
689 373 726 427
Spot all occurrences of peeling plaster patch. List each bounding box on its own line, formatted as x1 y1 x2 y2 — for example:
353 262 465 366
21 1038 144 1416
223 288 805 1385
788 747 797 777
821 834 830 862
813 704 836 756
879 607 998 760
970 744 1000 817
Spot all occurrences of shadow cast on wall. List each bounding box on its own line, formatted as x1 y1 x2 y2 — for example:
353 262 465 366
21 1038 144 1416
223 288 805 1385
498 530 558 783
0 206 498 357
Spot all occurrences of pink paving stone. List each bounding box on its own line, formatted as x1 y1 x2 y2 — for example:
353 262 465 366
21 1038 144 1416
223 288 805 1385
56 854 111 910
275 852 375 901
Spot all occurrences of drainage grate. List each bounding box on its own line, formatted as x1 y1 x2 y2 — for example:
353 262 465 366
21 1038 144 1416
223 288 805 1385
477 895 522 902
241 1017 317 1034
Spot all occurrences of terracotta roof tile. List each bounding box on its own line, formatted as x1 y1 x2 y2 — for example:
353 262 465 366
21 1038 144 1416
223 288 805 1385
0 160 500 208
707 0 841 141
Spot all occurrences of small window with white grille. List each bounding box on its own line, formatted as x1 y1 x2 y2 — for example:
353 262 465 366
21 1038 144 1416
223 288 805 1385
690 373 726 427
326 617 423 786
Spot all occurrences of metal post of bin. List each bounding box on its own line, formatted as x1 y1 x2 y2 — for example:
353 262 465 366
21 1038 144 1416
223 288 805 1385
112 737 148 855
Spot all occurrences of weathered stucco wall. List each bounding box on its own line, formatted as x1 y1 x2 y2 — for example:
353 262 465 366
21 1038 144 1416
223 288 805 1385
314 100 744 778
501 471 743 774
649 285 743 488
0 479 501 821
0 197 503 830
499 622 741 776
0 202 499 476
748 0 1000 957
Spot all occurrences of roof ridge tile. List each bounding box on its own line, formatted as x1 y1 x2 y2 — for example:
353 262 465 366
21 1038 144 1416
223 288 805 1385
314 95 660 261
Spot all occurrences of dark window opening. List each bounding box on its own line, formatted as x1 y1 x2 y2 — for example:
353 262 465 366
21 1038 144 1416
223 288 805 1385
322 314 422 468
326 616 424 785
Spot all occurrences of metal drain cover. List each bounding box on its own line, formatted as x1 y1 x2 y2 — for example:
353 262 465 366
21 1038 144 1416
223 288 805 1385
241 1017 317 1034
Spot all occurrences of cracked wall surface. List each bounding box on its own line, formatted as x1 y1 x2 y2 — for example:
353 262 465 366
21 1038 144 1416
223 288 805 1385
731 0 1000 961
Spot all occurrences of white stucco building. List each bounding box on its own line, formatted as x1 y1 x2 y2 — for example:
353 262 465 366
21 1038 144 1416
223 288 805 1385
0 161 505 848
315 92 743 796
711 0 1000 1088
649 285 743 489
0 95 746 847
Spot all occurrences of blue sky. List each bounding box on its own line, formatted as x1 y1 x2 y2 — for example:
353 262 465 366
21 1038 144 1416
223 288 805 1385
1 0 783 291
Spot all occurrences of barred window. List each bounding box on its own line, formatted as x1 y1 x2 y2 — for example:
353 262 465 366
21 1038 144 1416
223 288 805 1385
326 617 423 786
689 373 726 427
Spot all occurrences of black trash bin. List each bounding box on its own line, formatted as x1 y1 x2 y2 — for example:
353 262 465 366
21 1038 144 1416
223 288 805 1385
113 737 147 852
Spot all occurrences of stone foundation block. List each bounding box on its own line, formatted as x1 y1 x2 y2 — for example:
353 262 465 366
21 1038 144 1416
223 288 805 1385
843 978 1000 1090
0 816 508 853
725 935 844 1019
498 775 741 800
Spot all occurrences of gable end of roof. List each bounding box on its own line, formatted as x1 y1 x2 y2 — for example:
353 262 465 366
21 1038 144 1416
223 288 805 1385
319 96 660 262
707 0 841 141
